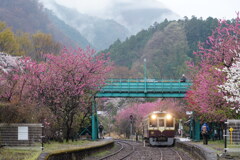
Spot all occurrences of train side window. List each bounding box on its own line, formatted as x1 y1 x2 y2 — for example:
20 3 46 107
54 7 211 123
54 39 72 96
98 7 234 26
150 119 157 127
159 119 164 127
166 119 173 127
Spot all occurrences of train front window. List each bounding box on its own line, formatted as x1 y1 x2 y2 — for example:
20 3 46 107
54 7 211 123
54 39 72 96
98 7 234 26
159 119 164 127
166 118 173 127
150 119 157 127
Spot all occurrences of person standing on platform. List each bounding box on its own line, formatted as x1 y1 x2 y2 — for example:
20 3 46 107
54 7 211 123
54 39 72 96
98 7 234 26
201 123 210 145
99 124 104 139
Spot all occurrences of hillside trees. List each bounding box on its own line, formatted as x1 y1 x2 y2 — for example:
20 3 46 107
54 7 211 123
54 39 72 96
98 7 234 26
0 20 62 59
183 16 218 59
0 22 21 55
15 32 34 56
31 32 61 60
0 48 112 141
186 16 240 120
144 22 190 78
104 17 217 79
16 31 62 60
105 20 170 69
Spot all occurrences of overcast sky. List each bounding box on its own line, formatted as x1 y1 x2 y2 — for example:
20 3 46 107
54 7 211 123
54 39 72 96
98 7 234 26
41 0 239 20
160 0 239 19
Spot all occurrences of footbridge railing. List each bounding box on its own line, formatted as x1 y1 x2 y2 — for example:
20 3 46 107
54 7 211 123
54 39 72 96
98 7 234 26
96 79 192 98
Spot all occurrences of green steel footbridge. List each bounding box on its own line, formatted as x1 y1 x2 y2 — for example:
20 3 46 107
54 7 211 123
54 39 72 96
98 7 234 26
90 78 200 141
96 79 191 98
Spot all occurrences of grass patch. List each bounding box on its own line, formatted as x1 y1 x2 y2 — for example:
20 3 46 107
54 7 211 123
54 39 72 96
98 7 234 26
0 147 41 160
192 139 224 154
0 102 11 107
0 140 94 160
43 140 91 152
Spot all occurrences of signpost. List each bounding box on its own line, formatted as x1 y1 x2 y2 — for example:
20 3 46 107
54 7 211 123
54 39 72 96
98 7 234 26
229 127 234 145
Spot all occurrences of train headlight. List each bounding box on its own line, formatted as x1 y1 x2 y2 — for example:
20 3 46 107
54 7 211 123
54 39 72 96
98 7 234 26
166 114 172 120
151 114 157 120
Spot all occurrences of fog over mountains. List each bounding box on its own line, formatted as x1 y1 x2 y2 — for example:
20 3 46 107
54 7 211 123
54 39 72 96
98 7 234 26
39 0 179 50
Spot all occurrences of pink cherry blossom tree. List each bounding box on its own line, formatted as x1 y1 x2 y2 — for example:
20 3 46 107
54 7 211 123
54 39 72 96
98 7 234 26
218 53 240 112
28 48 112 141
0 48 112 141
0 54 28 102
186 15 240 120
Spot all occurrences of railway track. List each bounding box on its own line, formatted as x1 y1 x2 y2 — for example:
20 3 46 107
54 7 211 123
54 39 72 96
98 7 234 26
84 139 193 160
160 148 183 160
98 140 135 160
115 139 193 160
170 148 183 160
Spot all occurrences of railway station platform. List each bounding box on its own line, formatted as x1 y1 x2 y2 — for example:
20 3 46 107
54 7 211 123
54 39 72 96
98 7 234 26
176 137 218 160
37 138 114 160
176 137 240 160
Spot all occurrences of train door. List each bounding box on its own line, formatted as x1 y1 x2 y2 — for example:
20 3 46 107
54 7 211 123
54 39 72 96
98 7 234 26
159 118 165 132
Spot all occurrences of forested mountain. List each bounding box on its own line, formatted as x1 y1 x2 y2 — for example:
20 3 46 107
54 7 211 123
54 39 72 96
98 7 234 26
0 0 91 48
40 1 129 50
104 17 218 79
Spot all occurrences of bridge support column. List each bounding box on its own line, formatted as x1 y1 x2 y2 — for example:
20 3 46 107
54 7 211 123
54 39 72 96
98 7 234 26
194 118 200 141
190 112 200 141
91 97 98 140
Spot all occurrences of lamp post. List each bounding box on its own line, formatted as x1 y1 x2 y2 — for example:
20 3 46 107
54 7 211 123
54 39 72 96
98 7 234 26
130 115 133 137
144 58 147 93
144 58 147 80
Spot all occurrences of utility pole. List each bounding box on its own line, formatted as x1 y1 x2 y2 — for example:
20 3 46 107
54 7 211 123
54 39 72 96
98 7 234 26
144 58 147 93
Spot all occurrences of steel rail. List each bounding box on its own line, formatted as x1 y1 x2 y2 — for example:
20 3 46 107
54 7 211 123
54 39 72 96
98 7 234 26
98 140 135 160
160 148 163 160
118 140 135 160
170 148 183 160
98 142 124 160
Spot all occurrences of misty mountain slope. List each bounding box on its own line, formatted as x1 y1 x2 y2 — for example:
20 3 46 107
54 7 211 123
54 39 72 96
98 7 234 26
46 10 92 48
0 0 92 48
43 2 129 50
115 7 177 33
39 0 178 50
0 0 49 33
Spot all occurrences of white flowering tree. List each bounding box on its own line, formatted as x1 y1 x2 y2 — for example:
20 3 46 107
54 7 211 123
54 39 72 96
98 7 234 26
219 53 240 112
